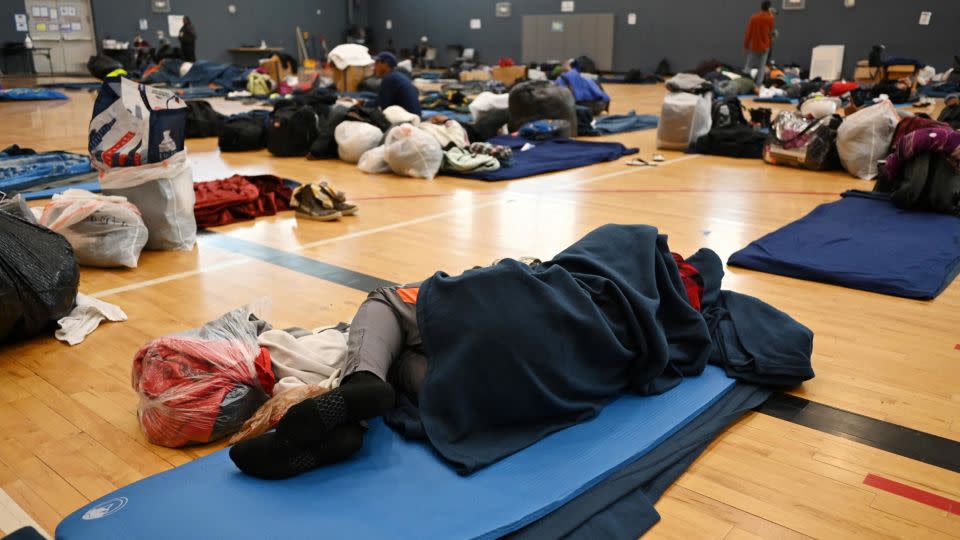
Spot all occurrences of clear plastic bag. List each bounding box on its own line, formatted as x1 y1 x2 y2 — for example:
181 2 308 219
358 145 390 173
100 151 197 251
335 121 384 163
131 303 276 448
656 91 712 150
38 189 148 268
763 111 842 171
0 193 37 224
837 100 901 179
383 124 443 179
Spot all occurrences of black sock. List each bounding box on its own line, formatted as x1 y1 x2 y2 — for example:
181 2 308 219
229 422 365 480
277 371 395 445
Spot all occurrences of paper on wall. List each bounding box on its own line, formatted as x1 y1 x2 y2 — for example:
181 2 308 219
15 14 28 32
168 14 184 36
469 18 481 29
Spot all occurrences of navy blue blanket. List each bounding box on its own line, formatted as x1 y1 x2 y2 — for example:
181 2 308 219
507 382 771 539
411 224 712 474
447 136 637 181
728 191 960 299
142 60 250 89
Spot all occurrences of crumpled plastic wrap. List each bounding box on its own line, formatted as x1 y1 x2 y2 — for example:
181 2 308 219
131 303 277 447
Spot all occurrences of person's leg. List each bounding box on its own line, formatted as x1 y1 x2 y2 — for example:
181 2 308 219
754 50 769 86
230 290 403 479
276 293 402 444
743 50 758 75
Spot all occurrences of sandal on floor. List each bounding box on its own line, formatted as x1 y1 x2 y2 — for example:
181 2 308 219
291 184 342 221
318 181 359 216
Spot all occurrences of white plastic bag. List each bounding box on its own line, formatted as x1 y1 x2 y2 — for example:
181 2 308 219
469 92 510 121
383 105 420 126
383 124 443 179
335 121 384 163
656 91 712 150
100 152 197 251
38 189 148 268
358 145 390 173
837 100 900 180
89 77 186 169
420 120 469 149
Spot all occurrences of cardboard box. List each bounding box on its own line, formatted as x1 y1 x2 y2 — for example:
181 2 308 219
492 65 527 86
460 69 492 82
332 65 372 93
260 54 295 84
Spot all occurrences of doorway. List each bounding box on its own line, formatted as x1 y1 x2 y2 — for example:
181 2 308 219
23 0 96 74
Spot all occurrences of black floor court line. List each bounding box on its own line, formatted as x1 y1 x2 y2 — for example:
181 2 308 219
199 232 396 293
757 393 960 473
202 231 960 473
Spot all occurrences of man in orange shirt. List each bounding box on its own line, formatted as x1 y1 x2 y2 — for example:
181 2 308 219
743 1 776 86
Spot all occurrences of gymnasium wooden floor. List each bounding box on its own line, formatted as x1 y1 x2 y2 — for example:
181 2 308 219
0 76 958 538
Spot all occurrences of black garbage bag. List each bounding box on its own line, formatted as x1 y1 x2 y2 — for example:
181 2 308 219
185 100 225 138
508 80 578 135
0 212 79 342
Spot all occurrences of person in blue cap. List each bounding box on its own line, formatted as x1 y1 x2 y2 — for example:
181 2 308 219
373 51 421 115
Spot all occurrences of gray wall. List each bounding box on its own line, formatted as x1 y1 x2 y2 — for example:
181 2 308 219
365 0 959 77
1 3 31 73
91 0 348 65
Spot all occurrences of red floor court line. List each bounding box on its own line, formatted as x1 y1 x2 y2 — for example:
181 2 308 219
352 189 840 202
863 473 960 515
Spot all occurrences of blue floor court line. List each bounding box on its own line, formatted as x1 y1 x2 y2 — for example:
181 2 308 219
199 232 397 292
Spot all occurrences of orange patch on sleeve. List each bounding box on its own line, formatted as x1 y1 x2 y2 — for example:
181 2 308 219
396 287 420 304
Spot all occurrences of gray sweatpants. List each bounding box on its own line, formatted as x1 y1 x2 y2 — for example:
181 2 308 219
342 284 428 399
743 49 769 86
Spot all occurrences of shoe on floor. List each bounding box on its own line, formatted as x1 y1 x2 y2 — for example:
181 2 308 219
291 184 342 221
318 180 359 216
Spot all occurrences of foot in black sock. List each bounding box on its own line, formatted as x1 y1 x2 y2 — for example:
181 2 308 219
277 372 395 445
229 423 365 480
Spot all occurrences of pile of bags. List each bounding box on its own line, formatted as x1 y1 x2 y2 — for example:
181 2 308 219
89 77 197 253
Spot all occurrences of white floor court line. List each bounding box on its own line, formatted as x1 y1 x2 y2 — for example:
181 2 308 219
89 155 700 298
0 488 51 539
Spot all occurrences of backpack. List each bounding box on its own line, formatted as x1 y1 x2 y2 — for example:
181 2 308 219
185 100 225 138
712 97 747 129
655 58 672 77
219 111 269 152
267 103 319 157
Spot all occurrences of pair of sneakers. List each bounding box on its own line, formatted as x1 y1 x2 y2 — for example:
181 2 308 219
291 181 358 221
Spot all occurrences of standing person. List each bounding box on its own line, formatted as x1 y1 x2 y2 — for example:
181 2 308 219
179 16 197 62
372 51 421 115
743 1 775 86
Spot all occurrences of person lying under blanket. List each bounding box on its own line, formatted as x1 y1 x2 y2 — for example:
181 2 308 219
230 224 814 479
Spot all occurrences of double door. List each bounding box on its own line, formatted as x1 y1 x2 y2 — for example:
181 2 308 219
24 0 96 74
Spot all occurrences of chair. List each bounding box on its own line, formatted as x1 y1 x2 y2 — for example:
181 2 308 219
423 47 437 69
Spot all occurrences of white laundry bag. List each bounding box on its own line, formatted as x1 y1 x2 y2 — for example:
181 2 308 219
383 125 443 179
38 189 148 268
358 145 390 174
836 100 900 180
656 91 712 150
335 121 384 163
99 152 196 251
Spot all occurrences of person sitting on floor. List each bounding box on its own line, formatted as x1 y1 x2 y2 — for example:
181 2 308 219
372 51 421 116
555 60 610 116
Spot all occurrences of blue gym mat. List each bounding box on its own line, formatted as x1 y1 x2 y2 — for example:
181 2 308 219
728 190 960 299
57 366 735 540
